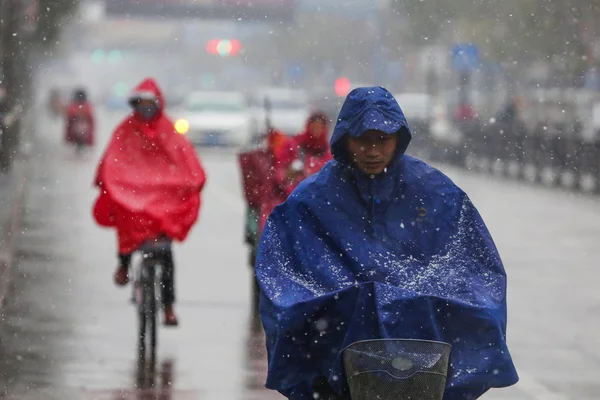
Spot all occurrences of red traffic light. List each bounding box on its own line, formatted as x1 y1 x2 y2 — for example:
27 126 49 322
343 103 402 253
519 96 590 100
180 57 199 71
206 39 241 57
334 77 351 97
227 39 241 56
206 39 220 55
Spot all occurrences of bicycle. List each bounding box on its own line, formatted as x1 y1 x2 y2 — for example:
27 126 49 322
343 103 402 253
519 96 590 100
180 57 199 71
342 339 451 400
131 237 172 365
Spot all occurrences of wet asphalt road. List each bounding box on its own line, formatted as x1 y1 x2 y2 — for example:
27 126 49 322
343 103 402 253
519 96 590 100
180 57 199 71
1 108 600 399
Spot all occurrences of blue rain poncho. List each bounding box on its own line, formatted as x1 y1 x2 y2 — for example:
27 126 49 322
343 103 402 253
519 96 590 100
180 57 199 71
256 87 519 399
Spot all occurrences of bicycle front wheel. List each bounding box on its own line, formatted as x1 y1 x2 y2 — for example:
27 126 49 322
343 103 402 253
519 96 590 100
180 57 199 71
147 268 157 364
138 263 158 364
137 282 147 359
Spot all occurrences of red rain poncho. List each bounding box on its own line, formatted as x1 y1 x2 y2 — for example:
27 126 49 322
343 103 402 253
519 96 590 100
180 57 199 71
271 113 332 198
257 115 333 233
239 129 289 207
93 78 206 254
294 111 331 158
65 102 95 146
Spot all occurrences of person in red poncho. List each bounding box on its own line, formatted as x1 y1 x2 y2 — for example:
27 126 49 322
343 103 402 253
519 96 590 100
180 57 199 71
242 114 331 241
295 111 332 165
242 127 288 253
93 78 206 326
65 88 95 147
257 112 332 237
281 111 332 190
241 116 332 309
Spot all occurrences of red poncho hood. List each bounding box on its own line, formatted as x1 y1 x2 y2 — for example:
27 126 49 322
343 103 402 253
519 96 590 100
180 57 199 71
295 112 330 155
93 78 206 253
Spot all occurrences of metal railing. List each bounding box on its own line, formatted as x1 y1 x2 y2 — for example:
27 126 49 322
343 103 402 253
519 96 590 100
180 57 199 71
416 88 600 194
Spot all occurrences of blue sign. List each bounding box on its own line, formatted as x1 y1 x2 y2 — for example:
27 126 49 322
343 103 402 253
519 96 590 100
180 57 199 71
452 44 480 73
287 63 304 81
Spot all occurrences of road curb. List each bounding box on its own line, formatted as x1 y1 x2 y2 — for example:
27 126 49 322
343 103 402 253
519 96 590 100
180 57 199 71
0 124 33 316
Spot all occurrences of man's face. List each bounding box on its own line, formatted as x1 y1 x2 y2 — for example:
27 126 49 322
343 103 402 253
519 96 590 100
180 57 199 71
136 99 155 107
133 98 160 120
346 130 398 175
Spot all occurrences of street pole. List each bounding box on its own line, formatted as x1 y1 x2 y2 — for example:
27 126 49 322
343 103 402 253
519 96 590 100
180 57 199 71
0 0 21 171
0 0 12 170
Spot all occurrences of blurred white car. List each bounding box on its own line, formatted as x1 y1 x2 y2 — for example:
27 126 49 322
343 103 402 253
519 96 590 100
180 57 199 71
393 93 431 123
173 91 252 147
249 88 311 136
394 92 461 143
429 97 463 146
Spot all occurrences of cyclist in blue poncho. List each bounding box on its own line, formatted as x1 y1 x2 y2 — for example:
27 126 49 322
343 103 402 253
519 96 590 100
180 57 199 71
255 87 519 399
